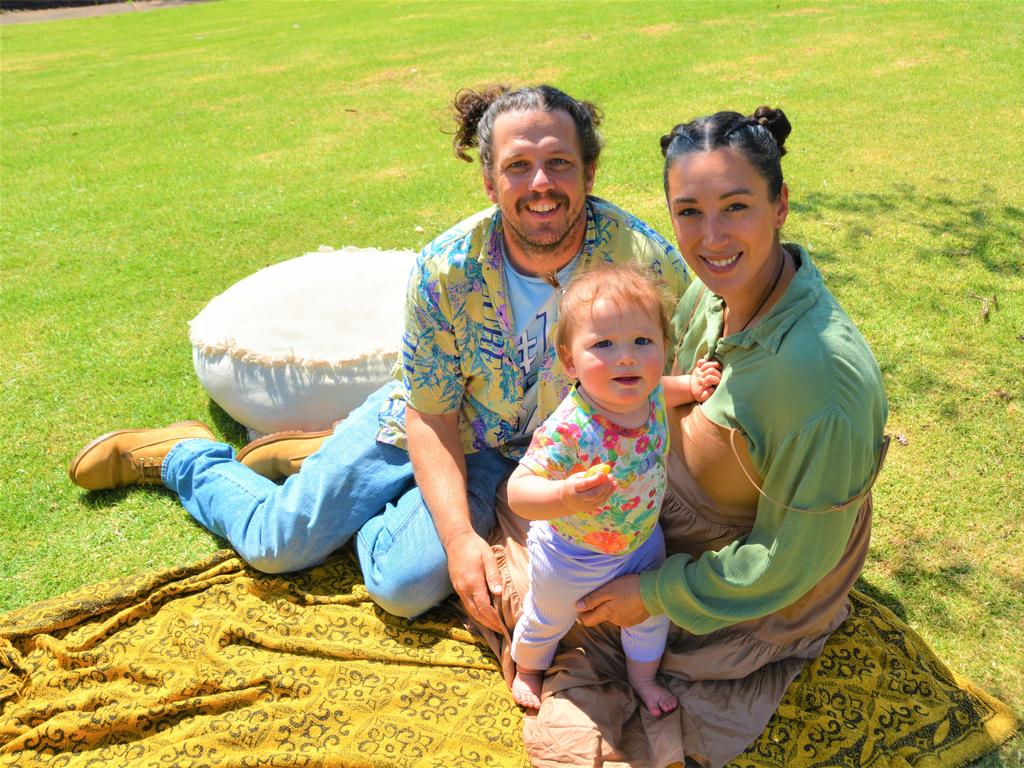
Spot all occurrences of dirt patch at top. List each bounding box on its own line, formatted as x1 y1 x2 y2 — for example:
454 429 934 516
1 0 210 25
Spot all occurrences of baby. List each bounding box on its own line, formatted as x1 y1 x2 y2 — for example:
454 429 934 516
507 263 720 716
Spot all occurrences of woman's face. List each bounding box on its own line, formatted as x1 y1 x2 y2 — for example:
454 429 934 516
665 147 789 304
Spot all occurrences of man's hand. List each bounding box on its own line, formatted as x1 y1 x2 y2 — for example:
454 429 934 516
445 530 505 633
405 407 507 634
575 573 650 627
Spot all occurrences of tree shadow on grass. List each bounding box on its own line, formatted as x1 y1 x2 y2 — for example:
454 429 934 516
790 183 1023 416
789 183 1022 277
868 548 1021 639
854 577 909 621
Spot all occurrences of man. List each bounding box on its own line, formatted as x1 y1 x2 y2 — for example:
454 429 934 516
70 84 688 631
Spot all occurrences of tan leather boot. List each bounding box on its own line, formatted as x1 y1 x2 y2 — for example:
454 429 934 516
236 427 333 481
69 421 215 491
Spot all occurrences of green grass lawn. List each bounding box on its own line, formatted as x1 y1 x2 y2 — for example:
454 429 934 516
2 0 1021 763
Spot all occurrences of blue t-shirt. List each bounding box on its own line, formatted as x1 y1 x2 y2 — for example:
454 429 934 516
503 252 579 440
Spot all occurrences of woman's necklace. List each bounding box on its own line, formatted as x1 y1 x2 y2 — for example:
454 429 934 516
733 249 787 334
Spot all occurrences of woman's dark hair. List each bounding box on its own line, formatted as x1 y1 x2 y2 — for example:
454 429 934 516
660 106 791 199
451 84 603 174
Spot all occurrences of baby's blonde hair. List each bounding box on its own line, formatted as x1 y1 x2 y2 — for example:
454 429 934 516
555 263 672 364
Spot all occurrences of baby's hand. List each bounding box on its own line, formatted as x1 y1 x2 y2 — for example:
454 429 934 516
690 358 722 403
560 465 617 514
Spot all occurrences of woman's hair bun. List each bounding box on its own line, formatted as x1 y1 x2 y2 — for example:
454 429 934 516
659 130 676 157
660 123 690 157
751 106 791 156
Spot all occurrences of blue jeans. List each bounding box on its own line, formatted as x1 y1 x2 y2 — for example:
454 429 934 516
162 384 516 618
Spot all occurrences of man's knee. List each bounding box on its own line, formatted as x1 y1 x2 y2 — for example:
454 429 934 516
364 562 452 619
235 531 329 575
239 549 319 576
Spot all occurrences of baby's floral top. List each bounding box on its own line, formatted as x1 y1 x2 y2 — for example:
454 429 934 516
520 384 669 555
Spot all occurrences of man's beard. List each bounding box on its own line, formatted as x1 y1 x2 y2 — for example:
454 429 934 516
505 193 587 260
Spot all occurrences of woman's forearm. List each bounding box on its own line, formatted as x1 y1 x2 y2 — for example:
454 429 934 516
640 503 860 634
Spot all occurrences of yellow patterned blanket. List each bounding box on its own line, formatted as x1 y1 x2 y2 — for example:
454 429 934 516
0 550 1016 767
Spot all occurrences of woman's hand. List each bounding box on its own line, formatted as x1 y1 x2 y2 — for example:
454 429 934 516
575 574 650 627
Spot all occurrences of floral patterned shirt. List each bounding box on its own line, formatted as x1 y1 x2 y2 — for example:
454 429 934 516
519 385 669 555
376 197 688 458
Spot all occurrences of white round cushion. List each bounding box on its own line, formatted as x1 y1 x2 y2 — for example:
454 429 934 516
190 246 417 438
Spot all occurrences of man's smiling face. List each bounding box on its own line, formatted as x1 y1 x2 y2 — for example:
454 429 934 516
484 108 595 273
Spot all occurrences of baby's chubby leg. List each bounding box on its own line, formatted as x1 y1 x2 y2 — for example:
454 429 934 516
616 526 675 715
626 656 678 716
621 584 676 717
511 529 598 711
511 575 577 710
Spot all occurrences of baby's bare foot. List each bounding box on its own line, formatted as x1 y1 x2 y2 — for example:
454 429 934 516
626 657 678 717
512 667 544 710
631 679 678 717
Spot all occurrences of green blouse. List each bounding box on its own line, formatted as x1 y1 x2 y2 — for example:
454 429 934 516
640 245 888 635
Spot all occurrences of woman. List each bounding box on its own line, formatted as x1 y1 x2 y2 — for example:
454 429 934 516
509 108 888 766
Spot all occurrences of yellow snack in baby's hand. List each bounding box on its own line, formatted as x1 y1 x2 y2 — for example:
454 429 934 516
583 463 612 478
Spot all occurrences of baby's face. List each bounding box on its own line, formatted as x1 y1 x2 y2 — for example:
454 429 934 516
562 299 666 417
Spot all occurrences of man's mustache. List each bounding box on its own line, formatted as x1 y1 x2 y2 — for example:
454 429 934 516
516 192 570 213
